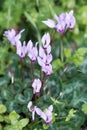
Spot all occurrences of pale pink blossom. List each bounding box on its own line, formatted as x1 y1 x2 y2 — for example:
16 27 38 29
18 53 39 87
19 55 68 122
42 33 50 49
16 41 27 59
36 105 53 124
41 33 51 54
32 79 42 94
43 10 76 34
4 29 24 46
27 101 37 121
42 64 52 76
27 40 38 62
38 46 52 76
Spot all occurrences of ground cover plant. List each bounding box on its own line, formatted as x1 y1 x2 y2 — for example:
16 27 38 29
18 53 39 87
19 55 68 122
0 0 87 130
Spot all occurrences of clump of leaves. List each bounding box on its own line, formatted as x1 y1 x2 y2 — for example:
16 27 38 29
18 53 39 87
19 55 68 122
0 104 29 130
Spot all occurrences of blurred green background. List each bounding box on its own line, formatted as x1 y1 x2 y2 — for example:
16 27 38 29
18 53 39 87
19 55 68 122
0 0 87 44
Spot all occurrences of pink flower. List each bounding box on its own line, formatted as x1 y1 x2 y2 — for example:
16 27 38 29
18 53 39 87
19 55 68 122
27 40 38 62
42 10 76 34
32 79 42 94
37 47 46 66
36 105 53 124
42 64 52 76
38 47 52 66
4 29 24 46
16 41 27 59
42 33 50 49
41 33 51 54
38 46 52 76
27 101 37 121
55 13 69 34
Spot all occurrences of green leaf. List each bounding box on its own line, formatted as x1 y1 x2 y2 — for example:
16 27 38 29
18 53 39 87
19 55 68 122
43 124 49 130
52 113 56 123
4 125 20 130
6 100 22 113
9 111 20 125
4 115 11 123
0 104 7 114
82 102 87 114
24 88 33 102
64 48 71 58
19 118 29 128
52 58 64 73
56 121 78 130
15 94 27 105
72 48 87 66
1 87 13 100
0 115 4 122
0 77 9 87
65 109 76 121
50 97 63 105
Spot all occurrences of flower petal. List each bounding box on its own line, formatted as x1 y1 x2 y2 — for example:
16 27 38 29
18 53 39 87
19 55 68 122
42 19 56 28
36 108 46 121
27 101 32 111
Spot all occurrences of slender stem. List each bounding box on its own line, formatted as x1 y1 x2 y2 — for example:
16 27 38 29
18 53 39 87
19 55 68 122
40 68 44 96
40 80 44 96
40 73 49 96
31 61 34 81
50 30 55 46
61 63 71 78
29 119 42 128
20 59 24 81
60 37 64 62
55 116 66 120
40 68 43 81
30 62 36 102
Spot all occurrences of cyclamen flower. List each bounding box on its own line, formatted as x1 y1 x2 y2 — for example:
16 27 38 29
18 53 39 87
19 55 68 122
27 101 37 121
4 29 24 46
38 47 52 76
55 13 69 34
27 40 38 62
36 105 53 125
32 79 42 94
41 33 51 54
42 64 52 76
16 41 27 59
42 10 76 34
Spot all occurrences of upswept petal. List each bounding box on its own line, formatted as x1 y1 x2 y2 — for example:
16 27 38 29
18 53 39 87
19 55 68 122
48 105 53 112
27 101 32 112
35 108 47 121
46 54 52 64
39 46 46 58
42 19 56 28
27 40 33 52
16 41 22 56
42 33 50 49
46 45 51 54
54 14 59 22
